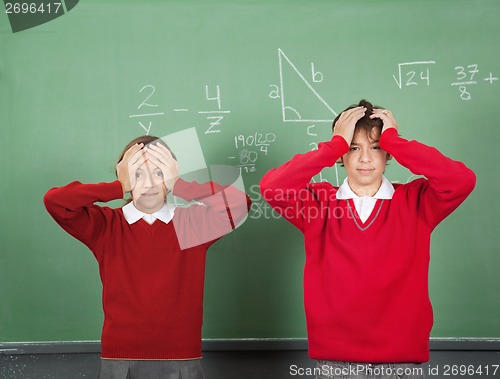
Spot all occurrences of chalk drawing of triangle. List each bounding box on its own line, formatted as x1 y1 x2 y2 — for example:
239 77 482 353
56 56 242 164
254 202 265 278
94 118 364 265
278 48 337 123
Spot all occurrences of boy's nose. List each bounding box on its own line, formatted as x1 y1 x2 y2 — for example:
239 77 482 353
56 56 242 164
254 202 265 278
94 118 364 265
359 150 372 163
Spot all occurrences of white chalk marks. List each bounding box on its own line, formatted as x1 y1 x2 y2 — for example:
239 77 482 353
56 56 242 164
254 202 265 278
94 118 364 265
129 84 165 135
393 60 498 101
128 84 231 136
393 61 436 89
270 49 337 123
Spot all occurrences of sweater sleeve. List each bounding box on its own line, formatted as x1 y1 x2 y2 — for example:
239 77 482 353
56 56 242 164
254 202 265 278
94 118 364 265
380 128 476 228
43 180 124 250
171 178 251 249
259 136 349 231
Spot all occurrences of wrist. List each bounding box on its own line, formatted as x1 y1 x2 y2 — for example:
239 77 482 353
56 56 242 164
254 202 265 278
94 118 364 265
382 125 398 134
330 134 351 150
166 177 179 192
118 179 129 195
379 127 399 151
332 133 351 146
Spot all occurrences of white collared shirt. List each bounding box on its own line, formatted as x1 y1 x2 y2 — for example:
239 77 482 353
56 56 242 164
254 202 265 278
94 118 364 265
336 176 395 223
122 202 176 225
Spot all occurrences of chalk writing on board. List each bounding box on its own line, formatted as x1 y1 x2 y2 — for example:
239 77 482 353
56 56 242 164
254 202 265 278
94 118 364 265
270 48 337 123
128 84 231 135
201 85 232 134
393 61 436 89
228 132 277 173
129 84 165 134
450 64 498 101
311 63 323 83
394 61 498 101
484 72 498 84
307 125 318 137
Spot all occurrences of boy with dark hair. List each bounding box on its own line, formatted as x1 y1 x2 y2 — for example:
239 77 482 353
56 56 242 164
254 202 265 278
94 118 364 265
260 100 475 378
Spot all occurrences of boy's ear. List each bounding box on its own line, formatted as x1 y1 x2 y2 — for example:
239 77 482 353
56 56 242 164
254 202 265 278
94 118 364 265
386 153 393 161
336 156 343 164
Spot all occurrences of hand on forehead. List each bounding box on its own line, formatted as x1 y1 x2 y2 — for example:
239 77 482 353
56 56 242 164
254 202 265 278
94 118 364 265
136 140 172 168
135 153 160 172
145 141 176 166
128 147 152 171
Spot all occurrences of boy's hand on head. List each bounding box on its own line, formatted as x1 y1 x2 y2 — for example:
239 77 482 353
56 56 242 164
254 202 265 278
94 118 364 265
116 143 146 194
145 142 179 192
370 108 398 133
333 106 367 145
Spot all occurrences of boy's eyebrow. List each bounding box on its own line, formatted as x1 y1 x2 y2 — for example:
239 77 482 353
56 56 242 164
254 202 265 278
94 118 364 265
350 140 380 146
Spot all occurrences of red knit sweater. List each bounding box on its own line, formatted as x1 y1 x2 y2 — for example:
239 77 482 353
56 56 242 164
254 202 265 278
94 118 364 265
260 128 476 363
44 178 249 360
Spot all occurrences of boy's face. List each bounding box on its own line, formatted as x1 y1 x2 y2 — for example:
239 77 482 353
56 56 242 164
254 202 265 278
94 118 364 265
341 128 391 196
131 162 167 214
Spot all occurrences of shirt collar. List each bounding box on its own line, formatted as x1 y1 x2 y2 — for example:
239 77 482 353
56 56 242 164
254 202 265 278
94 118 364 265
336 175 395 200
122 201 175 225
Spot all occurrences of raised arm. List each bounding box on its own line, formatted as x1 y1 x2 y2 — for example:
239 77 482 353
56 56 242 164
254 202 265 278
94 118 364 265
372 108 476 228
44 143 146 249
43 180 123 250
260 107 366 230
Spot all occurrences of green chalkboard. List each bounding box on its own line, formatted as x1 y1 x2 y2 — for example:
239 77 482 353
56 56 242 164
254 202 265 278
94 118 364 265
1 0 498 343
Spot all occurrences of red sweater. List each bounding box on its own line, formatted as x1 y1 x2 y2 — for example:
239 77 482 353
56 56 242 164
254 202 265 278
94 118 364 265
44 178 249 360
260 128 475 363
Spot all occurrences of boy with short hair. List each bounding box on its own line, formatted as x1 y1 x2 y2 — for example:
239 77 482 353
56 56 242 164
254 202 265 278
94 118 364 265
260 100 476 378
